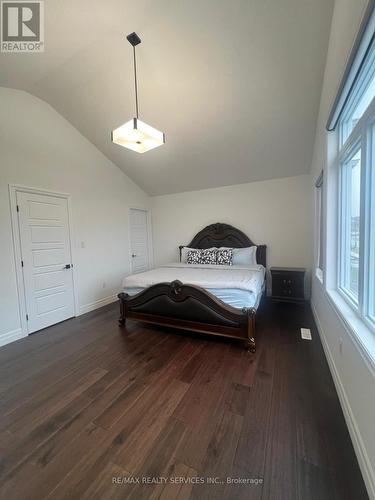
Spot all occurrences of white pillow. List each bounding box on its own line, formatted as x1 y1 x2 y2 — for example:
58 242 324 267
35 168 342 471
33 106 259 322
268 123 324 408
219 246 257 266
234 246 257 266
181 246 217 263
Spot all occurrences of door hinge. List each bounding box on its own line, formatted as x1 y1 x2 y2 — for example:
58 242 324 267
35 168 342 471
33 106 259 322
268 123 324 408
16 204 19 212
21 260 24 267
26 314 29 321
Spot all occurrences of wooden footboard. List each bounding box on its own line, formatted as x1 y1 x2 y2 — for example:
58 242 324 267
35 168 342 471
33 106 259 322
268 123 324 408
118 280 257 351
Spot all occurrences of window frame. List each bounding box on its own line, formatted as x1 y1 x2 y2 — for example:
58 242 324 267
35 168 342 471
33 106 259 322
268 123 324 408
338 140 362 307
363 118 375 331
336 95 375 333
315 171 324 282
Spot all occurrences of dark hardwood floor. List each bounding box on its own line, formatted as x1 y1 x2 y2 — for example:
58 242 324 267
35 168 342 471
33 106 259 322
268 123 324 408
0 300 368 500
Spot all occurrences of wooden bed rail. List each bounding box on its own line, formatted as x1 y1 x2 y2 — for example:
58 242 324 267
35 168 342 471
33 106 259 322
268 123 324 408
118 280 257 351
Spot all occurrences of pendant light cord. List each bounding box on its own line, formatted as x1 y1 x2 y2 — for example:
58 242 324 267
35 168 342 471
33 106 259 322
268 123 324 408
133 46 139 119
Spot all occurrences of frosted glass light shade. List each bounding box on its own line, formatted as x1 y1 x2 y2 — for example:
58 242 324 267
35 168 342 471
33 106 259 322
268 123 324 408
112 118 165 153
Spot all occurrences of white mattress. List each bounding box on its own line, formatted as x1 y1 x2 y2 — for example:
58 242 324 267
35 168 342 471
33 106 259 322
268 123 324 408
122 263 265 309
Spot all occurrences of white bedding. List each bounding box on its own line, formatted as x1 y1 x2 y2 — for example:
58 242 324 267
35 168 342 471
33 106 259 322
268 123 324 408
122 263 265 309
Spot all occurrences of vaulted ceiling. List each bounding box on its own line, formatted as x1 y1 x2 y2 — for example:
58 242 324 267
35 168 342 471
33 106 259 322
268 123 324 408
0 0 334 195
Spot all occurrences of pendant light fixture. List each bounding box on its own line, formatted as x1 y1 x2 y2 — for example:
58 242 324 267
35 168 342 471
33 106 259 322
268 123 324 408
111 32 165 154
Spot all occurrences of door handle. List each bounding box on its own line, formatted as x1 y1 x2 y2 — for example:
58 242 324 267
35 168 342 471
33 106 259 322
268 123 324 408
132 254 137 258
64 264 72 269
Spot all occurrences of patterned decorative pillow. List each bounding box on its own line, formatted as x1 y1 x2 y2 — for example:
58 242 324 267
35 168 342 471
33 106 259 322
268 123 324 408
216 248 233 265
187 249 202 264
199 249 217 265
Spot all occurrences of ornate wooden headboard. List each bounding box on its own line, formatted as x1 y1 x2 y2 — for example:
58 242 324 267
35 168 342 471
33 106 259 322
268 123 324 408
179 222 267 267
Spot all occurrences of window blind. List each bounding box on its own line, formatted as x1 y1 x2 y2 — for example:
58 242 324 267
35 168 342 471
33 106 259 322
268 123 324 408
326 1 375 131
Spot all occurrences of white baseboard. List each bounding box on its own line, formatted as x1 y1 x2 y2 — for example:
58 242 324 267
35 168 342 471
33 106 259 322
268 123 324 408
79 294 118 315
311 301 375 500
0 328 26 347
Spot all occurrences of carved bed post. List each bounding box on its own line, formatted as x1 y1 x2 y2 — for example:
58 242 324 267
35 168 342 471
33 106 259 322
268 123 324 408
118 292 128 326
246 307 257 353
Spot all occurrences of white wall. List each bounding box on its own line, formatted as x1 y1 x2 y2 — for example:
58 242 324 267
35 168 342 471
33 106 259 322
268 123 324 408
0 88 150 346
152 175 312 285
309 0 375 498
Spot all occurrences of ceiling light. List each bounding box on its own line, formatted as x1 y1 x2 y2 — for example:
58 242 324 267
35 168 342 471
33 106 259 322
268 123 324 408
111 32 165 154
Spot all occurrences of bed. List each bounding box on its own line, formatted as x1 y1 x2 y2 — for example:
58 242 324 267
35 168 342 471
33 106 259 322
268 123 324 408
118 223 266 351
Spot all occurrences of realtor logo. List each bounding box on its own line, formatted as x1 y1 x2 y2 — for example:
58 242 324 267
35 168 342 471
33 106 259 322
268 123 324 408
1 1 44 52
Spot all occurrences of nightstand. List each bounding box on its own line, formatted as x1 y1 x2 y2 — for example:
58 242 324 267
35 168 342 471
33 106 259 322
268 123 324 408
270 267 306 303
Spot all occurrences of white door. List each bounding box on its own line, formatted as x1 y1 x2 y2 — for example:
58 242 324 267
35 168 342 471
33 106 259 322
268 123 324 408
129 208 150 274
17 191 75 333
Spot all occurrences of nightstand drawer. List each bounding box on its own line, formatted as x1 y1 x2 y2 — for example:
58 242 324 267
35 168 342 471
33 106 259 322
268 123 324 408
272 274 303 298
270 268 306 302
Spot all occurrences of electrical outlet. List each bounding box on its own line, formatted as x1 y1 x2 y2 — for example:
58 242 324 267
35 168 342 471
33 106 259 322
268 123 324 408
301 328 312 340
81 241 85 248
102 281 106 289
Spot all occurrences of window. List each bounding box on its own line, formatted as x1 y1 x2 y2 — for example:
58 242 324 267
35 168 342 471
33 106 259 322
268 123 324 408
315 171 324 280
367 124 375 327
333 12 375 331
339 147 361 302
